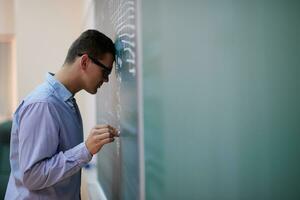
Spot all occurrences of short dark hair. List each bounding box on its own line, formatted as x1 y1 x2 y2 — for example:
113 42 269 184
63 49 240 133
64 29 115 64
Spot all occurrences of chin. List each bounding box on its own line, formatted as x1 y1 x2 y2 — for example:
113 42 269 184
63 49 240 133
85 88 98 94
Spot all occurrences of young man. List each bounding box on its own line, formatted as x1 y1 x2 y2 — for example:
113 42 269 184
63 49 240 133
5 30 119 199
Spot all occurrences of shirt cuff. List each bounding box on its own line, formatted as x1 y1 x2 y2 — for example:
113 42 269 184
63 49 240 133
66 142 93 165
83 142 93 161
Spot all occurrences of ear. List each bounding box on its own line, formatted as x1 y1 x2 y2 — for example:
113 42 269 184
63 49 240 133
79 54 89 71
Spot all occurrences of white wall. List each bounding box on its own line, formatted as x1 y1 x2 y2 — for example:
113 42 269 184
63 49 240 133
0 0 14 35
14 0 85 101
0 0 15 121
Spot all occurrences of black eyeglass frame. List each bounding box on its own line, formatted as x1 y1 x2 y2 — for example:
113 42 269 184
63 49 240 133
78 53 112 76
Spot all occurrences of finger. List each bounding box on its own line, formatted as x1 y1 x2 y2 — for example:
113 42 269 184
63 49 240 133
104 126 118 136
109 128 119 137
109 127 119 136
104 124 116 132
94 132 115 141
94 125 116 133
100 137 115 145
93 128 111 135
94 124 110 129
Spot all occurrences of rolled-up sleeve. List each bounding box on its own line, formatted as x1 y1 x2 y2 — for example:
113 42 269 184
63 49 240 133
18 102 92 190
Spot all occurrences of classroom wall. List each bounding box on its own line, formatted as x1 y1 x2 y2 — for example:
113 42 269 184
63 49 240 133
14 0 86 109
0 0 15 120
0 0 14 35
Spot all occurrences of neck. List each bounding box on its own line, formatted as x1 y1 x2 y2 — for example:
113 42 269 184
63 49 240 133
54 64 82 95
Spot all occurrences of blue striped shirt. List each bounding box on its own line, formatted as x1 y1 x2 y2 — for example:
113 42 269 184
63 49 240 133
5 73 92 200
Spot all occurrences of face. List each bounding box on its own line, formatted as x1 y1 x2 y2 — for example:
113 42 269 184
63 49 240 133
82 53 114 94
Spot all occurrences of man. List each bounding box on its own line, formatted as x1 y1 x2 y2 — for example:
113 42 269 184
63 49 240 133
5 29 119 199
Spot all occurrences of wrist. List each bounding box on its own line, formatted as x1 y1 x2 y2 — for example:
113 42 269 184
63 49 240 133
84 141 93 155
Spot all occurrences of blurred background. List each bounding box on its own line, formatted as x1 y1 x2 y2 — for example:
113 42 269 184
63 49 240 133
0 0 94 198
1 0 300 200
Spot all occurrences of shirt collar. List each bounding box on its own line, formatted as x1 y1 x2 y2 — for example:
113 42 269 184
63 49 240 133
46 72 73 102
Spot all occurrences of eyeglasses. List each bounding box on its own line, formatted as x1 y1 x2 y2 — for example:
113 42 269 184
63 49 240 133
78 53 112 77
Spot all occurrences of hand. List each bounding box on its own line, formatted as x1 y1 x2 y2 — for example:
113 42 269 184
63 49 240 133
85 124 119 155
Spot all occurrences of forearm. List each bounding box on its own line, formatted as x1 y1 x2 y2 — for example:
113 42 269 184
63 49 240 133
21 142 92 190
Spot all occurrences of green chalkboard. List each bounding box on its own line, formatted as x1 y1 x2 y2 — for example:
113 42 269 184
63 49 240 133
142 0 300 200
95 0 142 200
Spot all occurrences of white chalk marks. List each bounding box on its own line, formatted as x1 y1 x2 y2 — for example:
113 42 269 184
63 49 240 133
112 0 136 77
